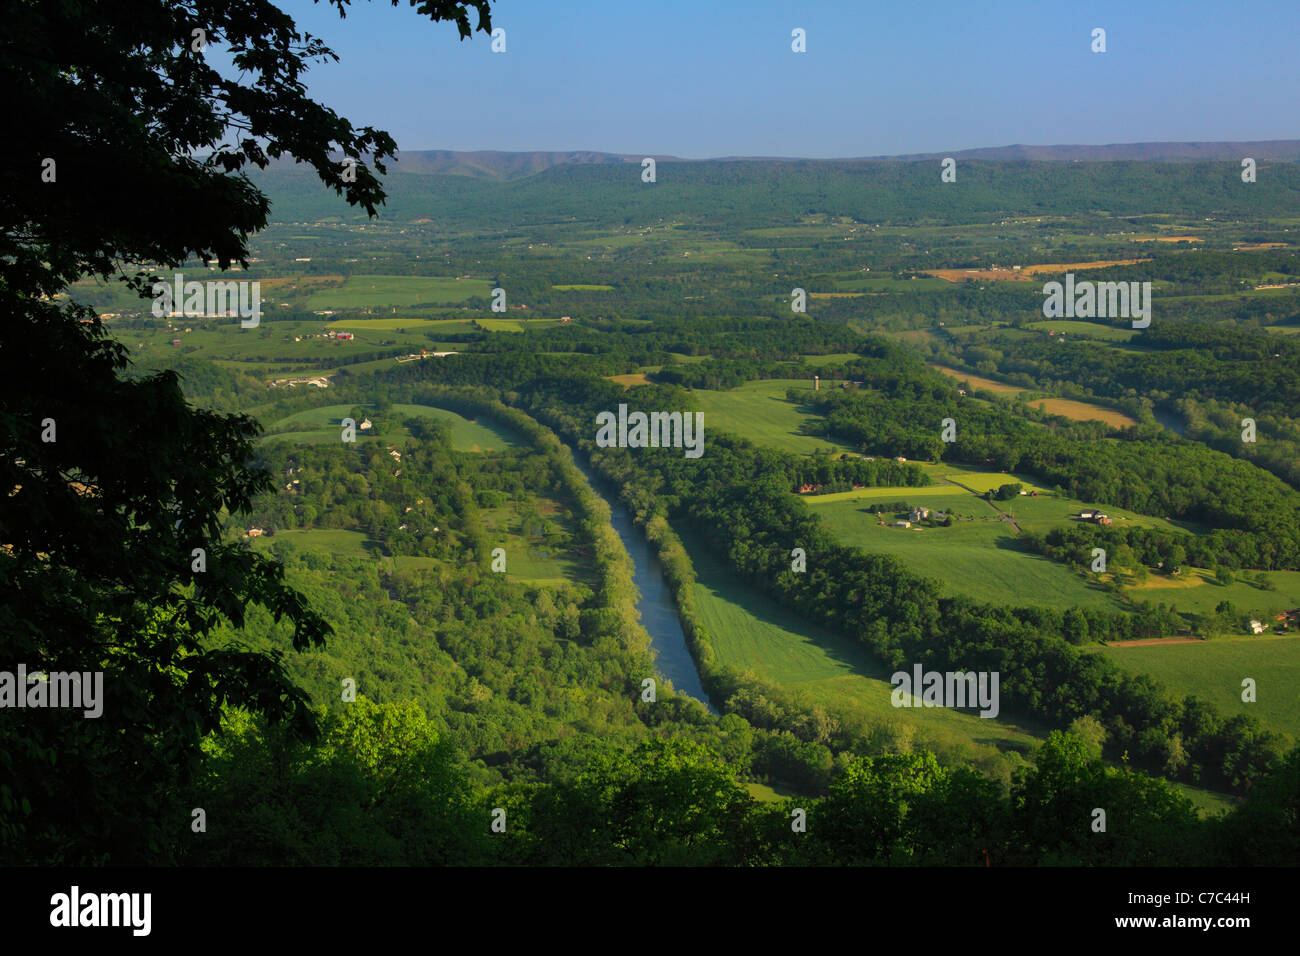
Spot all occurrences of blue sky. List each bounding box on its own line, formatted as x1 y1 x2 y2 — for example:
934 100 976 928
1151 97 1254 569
275 0 1300 157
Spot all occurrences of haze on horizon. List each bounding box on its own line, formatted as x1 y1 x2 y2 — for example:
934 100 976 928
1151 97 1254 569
274 0 1300 159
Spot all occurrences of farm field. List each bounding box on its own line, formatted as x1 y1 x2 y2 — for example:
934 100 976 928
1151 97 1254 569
1122 568 1300 616
1021 259 1151 275
905 462 1189 534
479 502 590 587
1098 636 1300 741
1028 397 1138 428
606 372 654 388
804 463 1218 608
805 494 1125 610
929 364 1023 395
388 403 522 452
931 465 1053 495
878 460 1185 528
799 352 861 366
329 317 477 331
690 379 857 456
303 275 493 308
924 268 1034 283
474 317 567 332
1025 320 1136 342
997 490 1188 536
680 530 1047 763
923 259 1151 284
131 320 438 365
929 365 1139 427
803 484 961 505
261 402 522 452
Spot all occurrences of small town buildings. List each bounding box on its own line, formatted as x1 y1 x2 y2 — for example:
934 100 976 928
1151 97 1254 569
359 419 373 431
1249 619 1267 635
246 528 263 538
892 520 912 528
909 507 931 522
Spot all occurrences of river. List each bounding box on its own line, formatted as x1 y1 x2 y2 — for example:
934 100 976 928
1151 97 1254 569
572 459 717 713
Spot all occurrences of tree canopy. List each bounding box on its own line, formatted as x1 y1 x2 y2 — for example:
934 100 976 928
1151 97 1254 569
0 0 493 863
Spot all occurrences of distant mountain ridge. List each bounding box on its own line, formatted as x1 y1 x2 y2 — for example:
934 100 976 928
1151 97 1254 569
880 141 1300 163
363 142 1300 179
383 149 683 179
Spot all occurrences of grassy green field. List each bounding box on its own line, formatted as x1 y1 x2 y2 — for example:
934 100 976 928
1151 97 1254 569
681 530 1046 762
475 318 525 332
800 460 1266 614
799 352 861 367
389 404 521 452
1099 636 1300 741
744 781 804 802
126 319 438 368
986 490 1188 536
479 501 590 587
248 506 586 587
329 317 477 331
1122 568 1300 616
690 379 856 456
1172 783 1239 817
551 284 613 291
805 494 1124 610
803 485 969 505
303 275 492 308
1025 320 1136 342
260 402 522 452
684 529 1238 812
